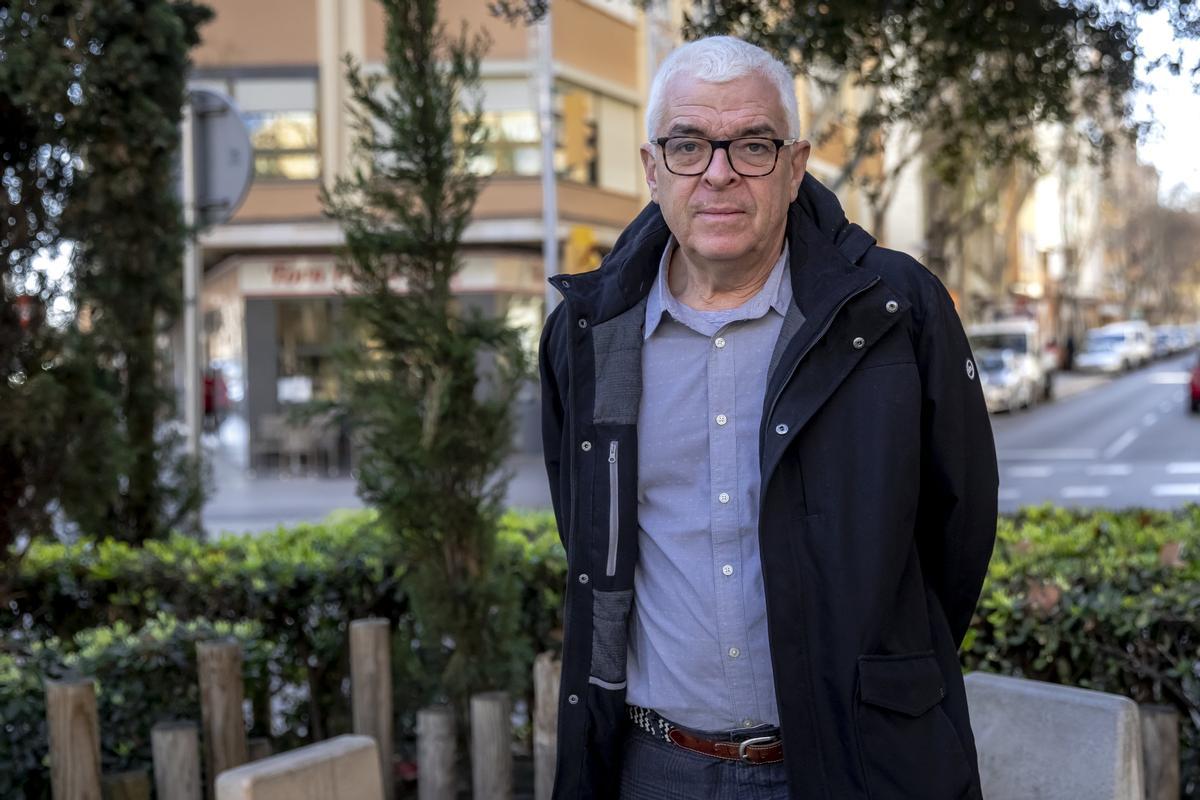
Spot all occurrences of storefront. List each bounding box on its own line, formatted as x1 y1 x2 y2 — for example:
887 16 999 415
202 251 546 474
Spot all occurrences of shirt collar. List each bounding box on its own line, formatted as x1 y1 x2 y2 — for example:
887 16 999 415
644 237 792 340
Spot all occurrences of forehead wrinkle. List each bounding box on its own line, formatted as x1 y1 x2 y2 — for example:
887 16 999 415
663 110 781 139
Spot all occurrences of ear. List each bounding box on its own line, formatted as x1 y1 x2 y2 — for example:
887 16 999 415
787 139 811 199
640 143 660 204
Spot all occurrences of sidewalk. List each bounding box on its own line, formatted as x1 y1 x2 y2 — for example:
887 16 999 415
202 417 552 536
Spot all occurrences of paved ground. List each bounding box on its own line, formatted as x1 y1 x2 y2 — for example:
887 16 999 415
203 352 1199 534
992 351 1200 512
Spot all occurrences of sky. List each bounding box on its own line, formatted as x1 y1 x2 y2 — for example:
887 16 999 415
1133 10 1200 204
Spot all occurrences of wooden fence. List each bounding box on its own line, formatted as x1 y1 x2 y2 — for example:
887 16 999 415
43 617 562 799
47 618 1179 799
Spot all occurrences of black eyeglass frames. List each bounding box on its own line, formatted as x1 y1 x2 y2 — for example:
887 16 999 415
652 136 800 177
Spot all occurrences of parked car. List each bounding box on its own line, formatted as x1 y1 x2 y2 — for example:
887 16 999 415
1191 354 1200 414
967 319 1054 401
977 350 1038 413
1074 321 1153 373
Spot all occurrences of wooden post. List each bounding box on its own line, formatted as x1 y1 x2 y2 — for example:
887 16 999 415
1140 704 1180 800
417 706 456 800
533 653 561 800
197 639 248 798
45 677 102 800
152 721 202 800
101 770 151 800
471 691 512 800
350 618 394 800
247 737 274 762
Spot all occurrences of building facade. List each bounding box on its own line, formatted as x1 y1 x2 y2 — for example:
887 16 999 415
190 0 651 470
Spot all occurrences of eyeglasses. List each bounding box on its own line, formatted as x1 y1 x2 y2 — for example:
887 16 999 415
652 136 800 177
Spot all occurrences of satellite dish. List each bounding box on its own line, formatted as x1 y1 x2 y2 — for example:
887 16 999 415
187 88 253 226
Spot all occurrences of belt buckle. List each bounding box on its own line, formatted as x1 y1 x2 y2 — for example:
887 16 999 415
737 735 778 762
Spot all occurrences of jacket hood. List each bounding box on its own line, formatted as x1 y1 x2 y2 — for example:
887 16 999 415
550 173 877 324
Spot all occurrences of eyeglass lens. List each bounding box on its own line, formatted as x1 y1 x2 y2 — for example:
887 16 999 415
664 137 779 176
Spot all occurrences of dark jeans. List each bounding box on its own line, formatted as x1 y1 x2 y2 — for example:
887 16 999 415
618 725 792 800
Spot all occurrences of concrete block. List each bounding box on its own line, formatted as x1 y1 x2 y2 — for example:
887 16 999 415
215 735 383 800
965 672 1144 800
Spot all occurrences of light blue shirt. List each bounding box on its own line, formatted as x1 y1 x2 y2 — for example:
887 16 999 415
627 238 790 732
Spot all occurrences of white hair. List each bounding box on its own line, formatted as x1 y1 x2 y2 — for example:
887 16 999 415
645 36 800 140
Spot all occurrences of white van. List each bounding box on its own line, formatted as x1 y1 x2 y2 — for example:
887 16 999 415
1075 321 1153 373
966 319 1054 408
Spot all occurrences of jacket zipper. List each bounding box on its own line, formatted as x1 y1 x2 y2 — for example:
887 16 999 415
606 440 619 576
763 276 880 431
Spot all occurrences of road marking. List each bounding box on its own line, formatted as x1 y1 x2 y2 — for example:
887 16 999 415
1087 464 1133 476
1166 463 1200 474
1152 484 1200 497
1103 429 1138 460
1008 465 1053 478
1150 372 1192 384
997 448 1098 460
997 488 1021 501
1142 413 1158 426
1062 486 1111 499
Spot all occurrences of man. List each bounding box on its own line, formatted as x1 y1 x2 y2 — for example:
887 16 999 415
539 36 997 800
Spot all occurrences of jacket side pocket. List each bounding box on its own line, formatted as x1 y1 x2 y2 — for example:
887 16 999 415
854 651 973 799
589 588 632 690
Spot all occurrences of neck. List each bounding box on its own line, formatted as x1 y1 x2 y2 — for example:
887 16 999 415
668 236 785 311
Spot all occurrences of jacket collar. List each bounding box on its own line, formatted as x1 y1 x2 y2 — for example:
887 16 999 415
548 173 879 325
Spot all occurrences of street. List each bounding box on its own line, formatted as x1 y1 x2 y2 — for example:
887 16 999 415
992 352 1200 512
203 353 1199 534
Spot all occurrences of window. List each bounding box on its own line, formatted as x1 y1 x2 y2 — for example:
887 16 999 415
473 110 541 176
555 81 639 194
235 78 320 182
243 111 320 180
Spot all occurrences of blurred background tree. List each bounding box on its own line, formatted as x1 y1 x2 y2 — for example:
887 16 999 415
0 0 212 561
322 0 532 719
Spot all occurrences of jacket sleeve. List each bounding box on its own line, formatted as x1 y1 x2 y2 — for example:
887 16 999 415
913 277 999 648
538 305 569 547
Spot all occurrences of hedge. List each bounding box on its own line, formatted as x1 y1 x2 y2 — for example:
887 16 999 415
2 505 1197 797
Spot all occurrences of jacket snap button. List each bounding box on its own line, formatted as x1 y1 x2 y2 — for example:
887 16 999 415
885 300 899 313
568 694 579 705
852 337 865 349
578 573 589 584
577 318 588 329
775 423 789 435
581 440 592 452
561 279 570 288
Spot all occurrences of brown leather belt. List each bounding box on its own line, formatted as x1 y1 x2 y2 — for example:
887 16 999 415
628 705 784 765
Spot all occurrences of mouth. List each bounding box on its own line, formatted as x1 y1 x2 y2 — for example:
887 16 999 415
694 208 745 218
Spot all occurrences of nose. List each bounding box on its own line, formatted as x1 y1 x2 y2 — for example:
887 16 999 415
703 144 739 186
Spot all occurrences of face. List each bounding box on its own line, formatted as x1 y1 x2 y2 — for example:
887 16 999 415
641 74 810 272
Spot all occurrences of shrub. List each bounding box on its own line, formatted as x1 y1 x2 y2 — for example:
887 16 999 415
4 506 1197 797
963 504 1200 797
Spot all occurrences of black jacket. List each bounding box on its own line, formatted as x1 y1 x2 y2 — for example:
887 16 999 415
539 174 998 799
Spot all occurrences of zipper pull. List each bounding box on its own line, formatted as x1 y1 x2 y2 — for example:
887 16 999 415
608 441 618 463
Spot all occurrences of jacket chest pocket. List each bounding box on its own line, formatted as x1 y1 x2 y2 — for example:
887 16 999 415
587 427 637 590
606 440 619 576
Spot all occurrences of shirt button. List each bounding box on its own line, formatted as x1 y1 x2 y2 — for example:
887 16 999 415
743 719 755 728
722 564 734 576
714 337 726 349
718 492 730 504
580 440 592 451
728 647 740 658
715 414 728 426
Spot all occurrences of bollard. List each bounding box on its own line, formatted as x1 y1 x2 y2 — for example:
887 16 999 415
533 654 561 800
152 721 202 800
46 677 102 800
350 618 394 800
417 705 456 800
471 691 512 800
197 639 249 799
